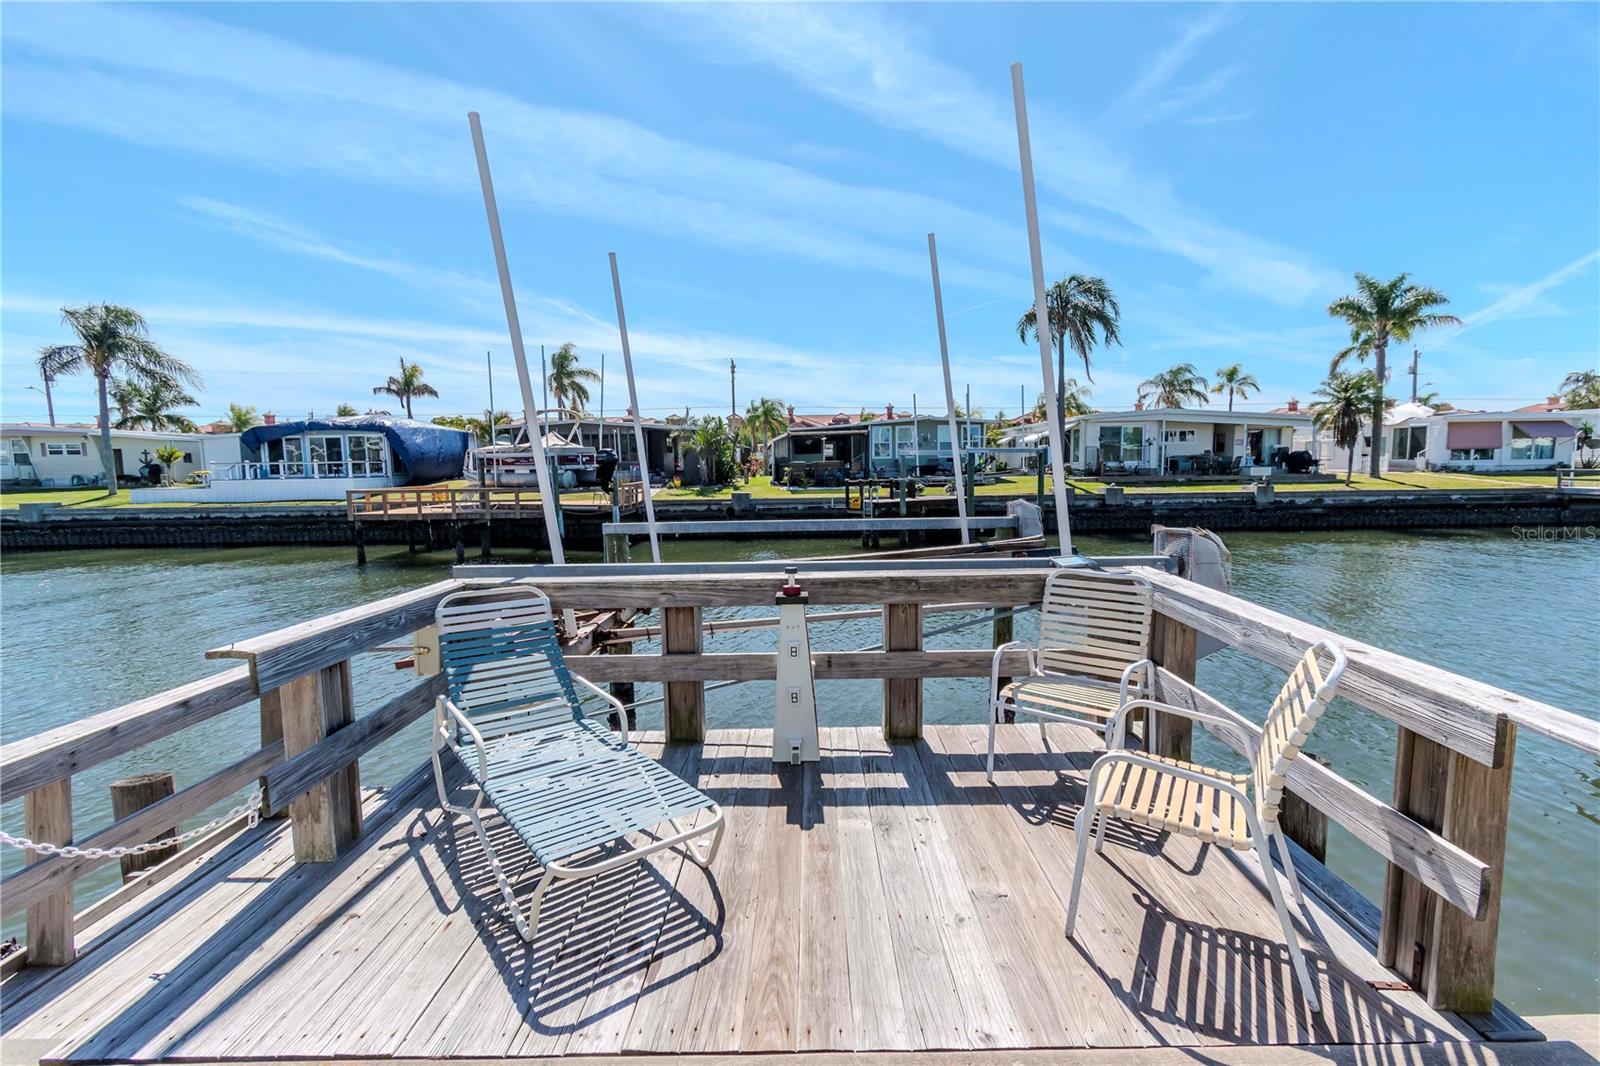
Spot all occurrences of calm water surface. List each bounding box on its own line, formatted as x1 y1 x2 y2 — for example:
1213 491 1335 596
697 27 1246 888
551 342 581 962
2 530 1596 1014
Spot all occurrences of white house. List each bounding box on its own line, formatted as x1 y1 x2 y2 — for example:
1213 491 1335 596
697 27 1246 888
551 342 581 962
1062 408 1314 476
1 423 209 488
1387 407 1598 473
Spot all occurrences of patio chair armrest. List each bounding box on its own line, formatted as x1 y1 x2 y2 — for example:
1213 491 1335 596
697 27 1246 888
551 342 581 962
1117 658 1154 705
990 640 1033 702
438 696 490 783
572 674 630 746
1107 697 1238 750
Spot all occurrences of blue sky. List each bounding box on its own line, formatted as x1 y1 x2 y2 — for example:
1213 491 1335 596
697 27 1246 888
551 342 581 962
3 2 1596 427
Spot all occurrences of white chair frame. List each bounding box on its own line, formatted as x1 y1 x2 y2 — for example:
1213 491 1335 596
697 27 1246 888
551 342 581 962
1065 640 1349 1013
988 568 1156 782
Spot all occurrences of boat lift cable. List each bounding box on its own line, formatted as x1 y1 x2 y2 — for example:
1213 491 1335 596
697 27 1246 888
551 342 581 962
606 603 1038 715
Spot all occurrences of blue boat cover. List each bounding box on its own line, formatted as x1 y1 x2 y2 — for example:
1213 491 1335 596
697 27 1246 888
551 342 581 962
239 416 469 484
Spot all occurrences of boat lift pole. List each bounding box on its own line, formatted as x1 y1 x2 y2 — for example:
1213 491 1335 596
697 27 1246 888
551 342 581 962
608 252 663 564
927 233 970 544
1009 63 1074 552
468 112 575 621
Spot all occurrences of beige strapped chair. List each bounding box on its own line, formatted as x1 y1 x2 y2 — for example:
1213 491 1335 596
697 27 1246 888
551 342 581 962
988 568 1155 782
1065 639 1349 1012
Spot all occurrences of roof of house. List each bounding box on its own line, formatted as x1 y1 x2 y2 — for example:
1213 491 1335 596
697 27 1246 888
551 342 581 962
1064 408 1310 424
1514 396 1567 413
0 422 208 438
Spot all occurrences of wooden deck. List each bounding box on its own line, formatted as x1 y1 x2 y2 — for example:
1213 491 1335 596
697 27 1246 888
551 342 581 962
1 725 1475 1063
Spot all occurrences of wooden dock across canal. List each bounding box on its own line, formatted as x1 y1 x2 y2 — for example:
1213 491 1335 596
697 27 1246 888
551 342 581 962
3 558 1595 1064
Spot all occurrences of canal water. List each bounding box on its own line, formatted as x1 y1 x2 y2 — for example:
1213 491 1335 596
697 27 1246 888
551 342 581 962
2 530 1596 1015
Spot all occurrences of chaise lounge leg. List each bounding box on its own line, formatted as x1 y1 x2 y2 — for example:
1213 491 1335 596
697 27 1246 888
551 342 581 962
986 705 999 783
1093 808 1109 853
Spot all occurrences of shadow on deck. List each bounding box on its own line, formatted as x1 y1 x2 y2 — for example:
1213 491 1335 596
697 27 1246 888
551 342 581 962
1 725 1479 1062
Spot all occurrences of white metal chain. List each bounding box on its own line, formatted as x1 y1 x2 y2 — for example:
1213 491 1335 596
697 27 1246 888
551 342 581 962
0 787 263 860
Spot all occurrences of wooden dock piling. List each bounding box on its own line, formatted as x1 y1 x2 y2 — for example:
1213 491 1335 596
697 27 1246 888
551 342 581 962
662 607 705 742
108 773 178 881
882 603 923 739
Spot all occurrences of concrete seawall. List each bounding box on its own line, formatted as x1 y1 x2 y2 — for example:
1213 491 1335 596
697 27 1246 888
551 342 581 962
3 490 1596 552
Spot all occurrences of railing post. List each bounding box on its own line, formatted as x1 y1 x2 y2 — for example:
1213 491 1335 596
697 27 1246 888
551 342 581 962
1146 612 1195 761
991 606 1015 722
882 603 923 739
663 607 704 742
1380 724 1516 1013
276 662 362 863
24 779 74 965
1279 753 1329 863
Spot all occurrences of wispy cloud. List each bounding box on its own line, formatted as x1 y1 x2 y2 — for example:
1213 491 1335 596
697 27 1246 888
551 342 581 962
1109 8 1243 125
1453 250 1600 336
2 4 1031 294
663 4 1331 305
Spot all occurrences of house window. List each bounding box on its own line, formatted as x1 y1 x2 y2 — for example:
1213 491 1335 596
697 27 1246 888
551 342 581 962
265 437 305 476
1392 426 1428 461
895 424 916 457
965 424 986 449
1097 425 1144 464
307 435 346 476
1449 447 1495 461
870 425 892 459
1509 430 1554 461
347 434 387 475
42 442 85 456
1163 429 1197 443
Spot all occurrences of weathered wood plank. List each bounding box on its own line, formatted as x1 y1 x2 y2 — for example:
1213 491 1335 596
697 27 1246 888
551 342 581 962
24 780 74 966
601 517 1018 535
0 667 257 803
262 673 443 814
568 649 1035 683
1147 613 1196 762
1150 667 1489 918
531 570 1050 610
1425 724 1517 1013
881 605 923 740
108 774 179 881
663 606 705 742
275 663 361 863
1140 568 1517 766
207 579 462 692
795 739 852 1051
2 743 281 916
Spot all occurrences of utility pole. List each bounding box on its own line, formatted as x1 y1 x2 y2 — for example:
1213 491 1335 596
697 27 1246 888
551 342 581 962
729 358 737 423
540 343 549 414
965 383 971 418
1409 347 1421 404
599 351 606 452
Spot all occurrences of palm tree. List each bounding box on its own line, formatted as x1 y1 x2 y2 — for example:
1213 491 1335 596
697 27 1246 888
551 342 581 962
1328 273 1461 477
1137 364 1210 409
1560 370 1600 411
1210 363 1260 412
1032 380 1092 420
154 444 186 485
1311 371 1378 485
1017 276 1122 447
37 304 199 495
432 410 511 445
372 357 439 418
743 397 787 449
114 376 200 432
545 343 599 412
226 403 261 431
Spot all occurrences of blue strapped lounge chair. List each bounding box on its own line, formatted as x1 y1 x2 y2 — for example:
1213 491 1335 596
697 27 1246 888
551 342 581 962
431 583 724 941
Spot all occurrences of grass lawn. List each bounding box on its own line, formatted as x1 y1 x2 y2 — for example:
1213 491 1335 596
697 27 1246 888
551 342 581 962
654 475 798 501
0 487 341 510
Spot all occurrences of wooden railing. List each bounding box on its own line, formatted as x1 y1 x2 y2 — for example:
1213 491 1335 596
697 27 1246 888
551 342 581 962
346 481 644 520
2 558 1593 1024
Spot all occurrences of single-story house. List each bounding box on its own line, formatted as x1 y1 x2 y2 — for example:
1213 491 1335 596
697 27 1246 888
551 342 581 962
769 405 994 481
130 416 470 502
1063 407 1314 476
1386 406 1599 473
538 414 677 483
1 423 210 488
